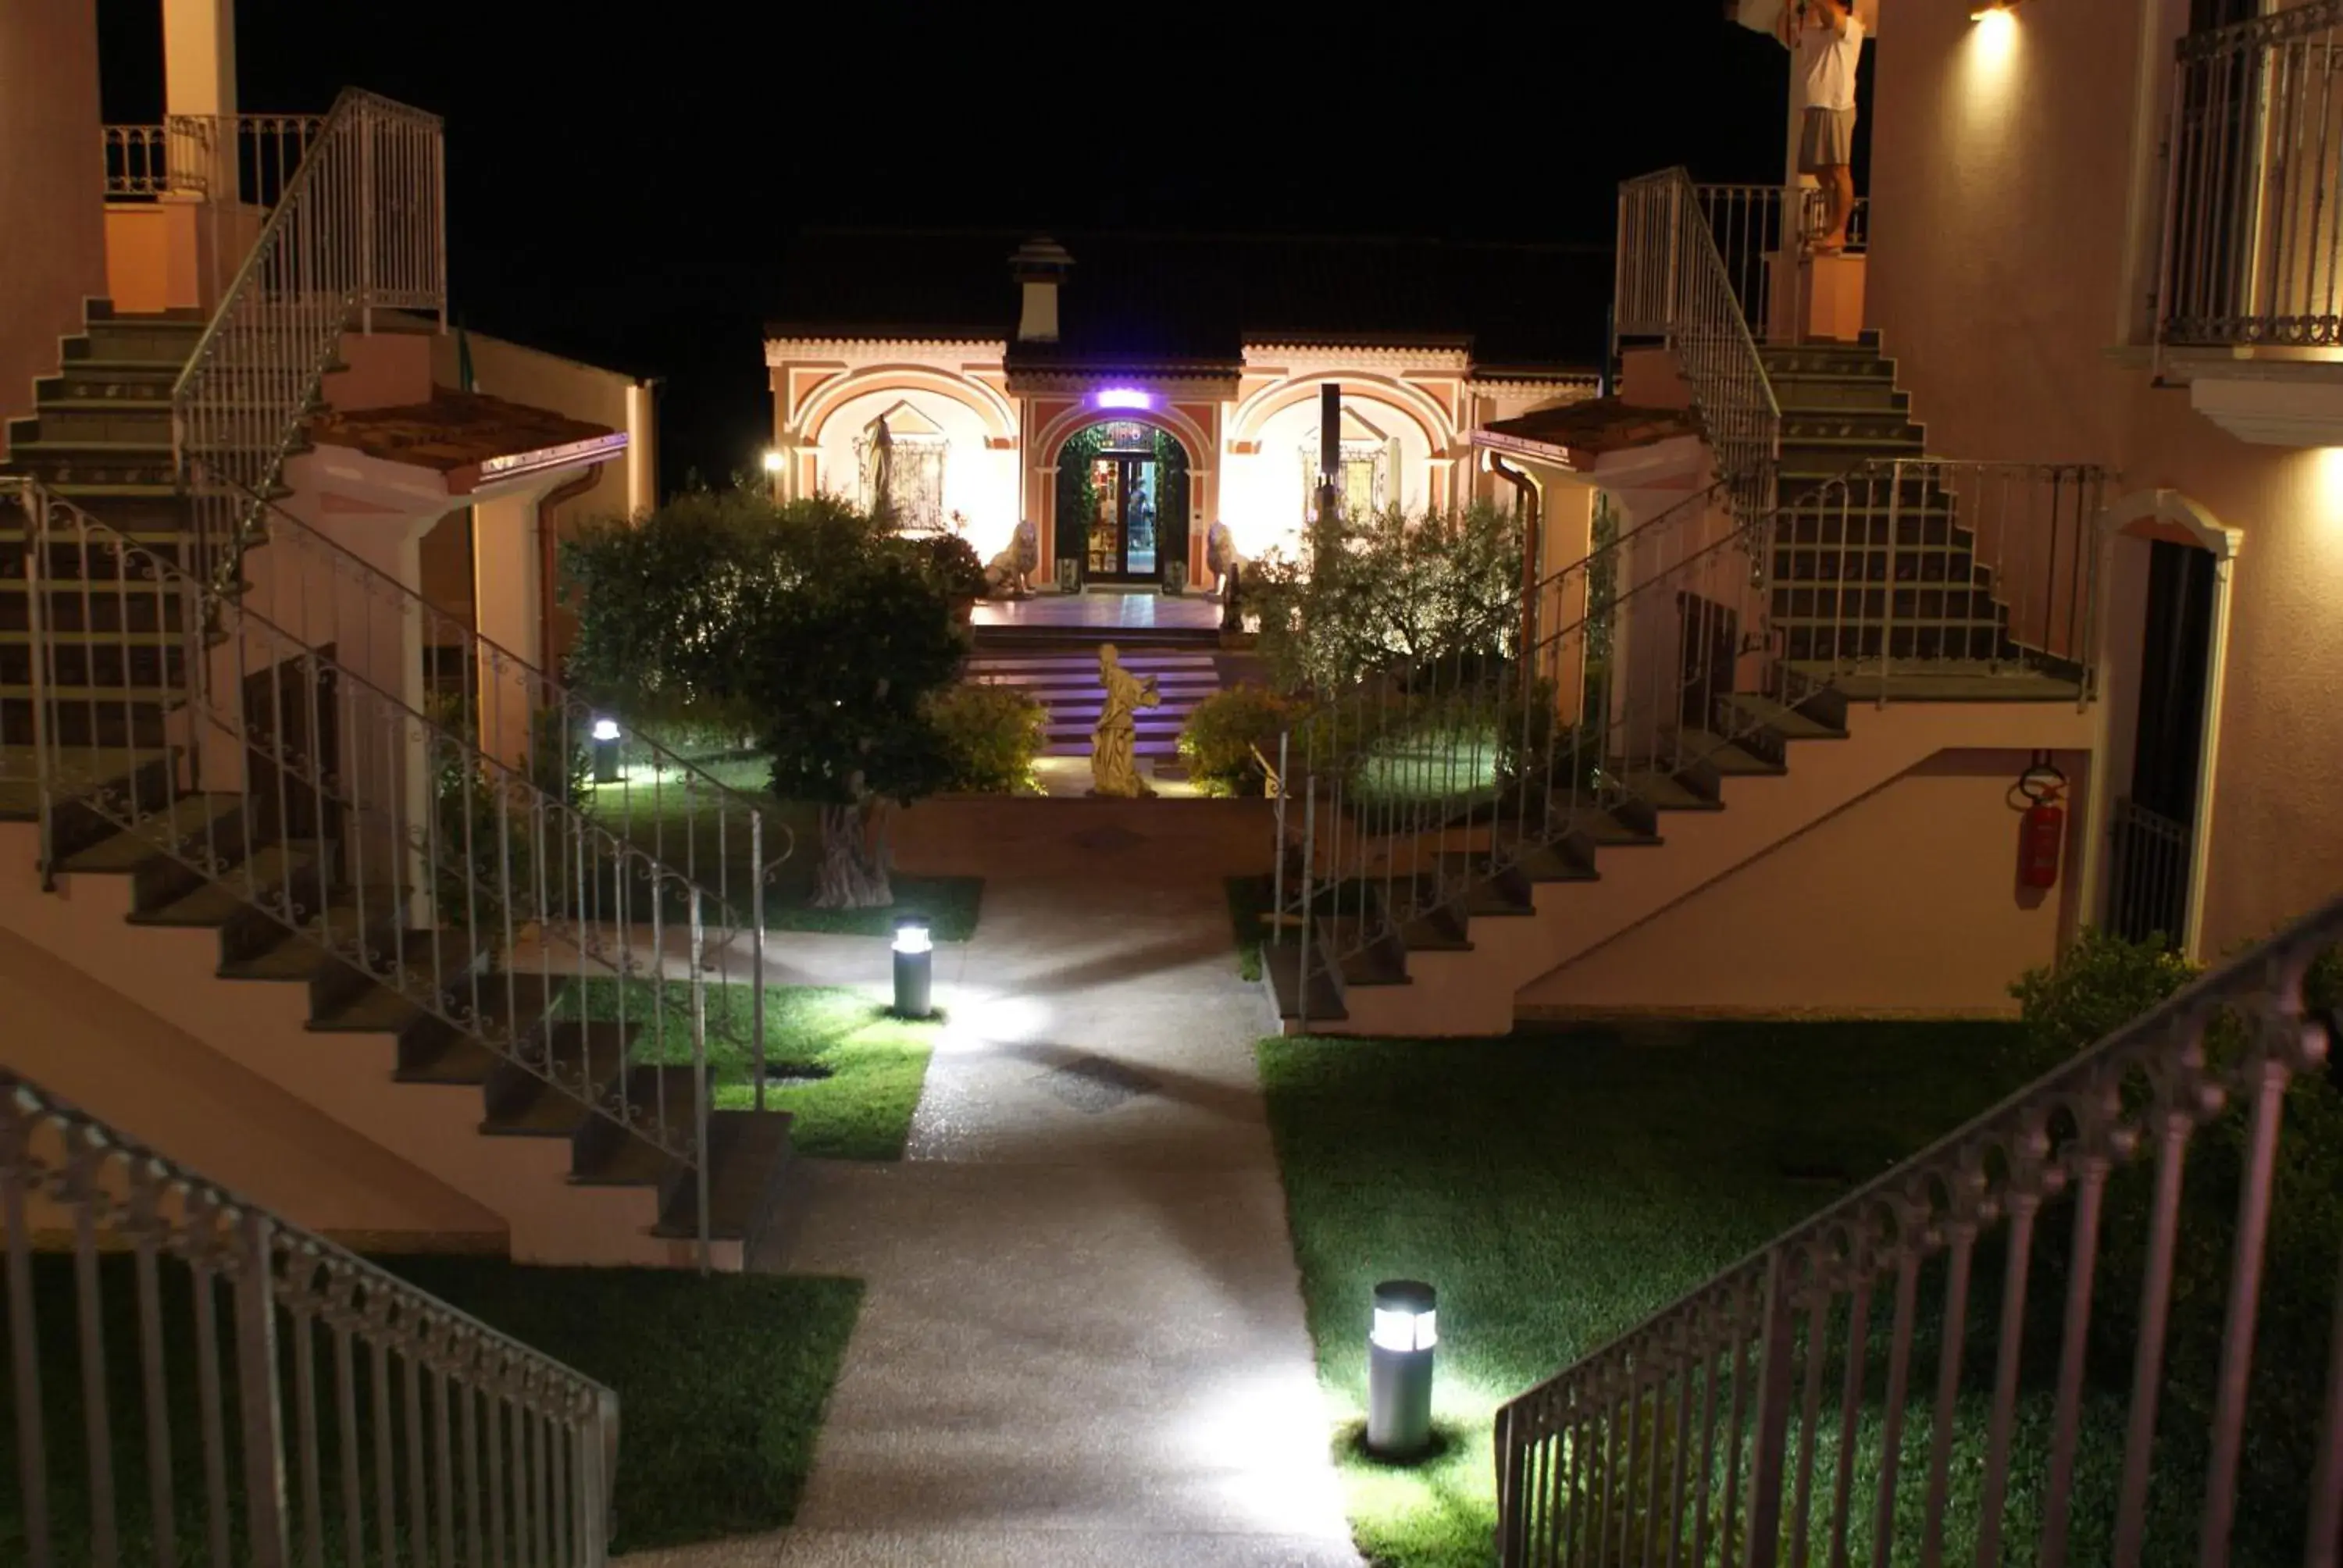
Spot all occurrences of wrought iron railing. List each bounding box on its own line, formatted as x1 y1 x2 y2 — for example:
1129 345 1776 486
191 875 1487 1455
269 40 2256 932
221 477 794 1107
172 89 445 605
1268 458 2106 1023
2158 0 2343 346
1694 184 1870 340
0 1067 619 1567
1493 892 2343 1567
9 477 731 1267
102 114 325 204
2108 795 2195 950
1615 169 1781 528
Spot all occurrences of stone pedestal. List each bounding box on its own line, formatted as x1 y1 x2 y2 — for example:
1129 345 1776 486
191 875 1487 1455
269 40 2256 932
1768 250 1867 344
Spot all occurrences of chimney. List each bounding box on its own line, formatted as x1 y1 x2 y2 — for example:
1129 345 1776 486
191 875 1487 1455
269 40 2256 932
1008 236 1074 344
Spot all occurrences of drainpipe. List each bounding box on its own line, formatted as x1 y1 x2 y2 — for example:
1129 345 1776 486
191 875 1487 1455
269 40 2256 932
537 462 604 674
1490 454 1541 657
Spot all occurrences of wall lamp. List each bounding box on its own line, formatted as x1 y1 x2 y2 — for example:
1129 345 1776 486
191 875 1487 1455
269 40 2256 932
1970 0 2020 17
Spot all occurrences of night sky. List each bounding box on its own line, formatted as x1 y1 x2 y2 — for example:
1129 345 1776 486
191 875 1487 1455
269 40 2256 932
96 0 1813 497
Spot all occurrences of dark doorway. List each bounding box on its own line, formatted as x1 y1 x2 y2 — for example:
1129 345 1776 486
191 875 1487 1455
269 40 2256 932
2108 540 2217 947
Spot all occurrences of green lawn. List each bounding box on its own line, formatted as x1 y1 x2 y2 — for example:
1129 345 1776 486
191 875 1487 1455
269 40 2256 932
1258 1021 2035 1568
582 776 984 942
566 980 939 1159
0 1256 861 1563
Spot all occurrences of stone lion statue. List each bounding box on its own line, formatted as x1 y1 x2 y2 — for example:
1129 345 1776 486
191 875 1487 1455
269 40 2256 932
1205 519 1244 597
983 519 1041 598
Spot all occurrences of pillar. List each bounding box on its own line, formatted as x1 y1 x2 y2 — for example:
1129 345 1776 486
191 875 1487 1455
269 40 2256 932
472 486 549 772
162 0 237 119
625 383 657 517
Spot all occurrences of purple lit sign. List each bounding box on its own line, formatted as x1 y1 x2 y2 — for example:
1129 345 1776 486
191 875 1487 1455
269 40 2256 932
1094 388 1153 411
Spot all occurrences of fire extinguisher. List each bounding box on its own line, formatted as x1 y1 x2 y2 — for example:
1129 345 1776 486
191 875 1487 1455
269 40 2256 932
2012 755 2067 891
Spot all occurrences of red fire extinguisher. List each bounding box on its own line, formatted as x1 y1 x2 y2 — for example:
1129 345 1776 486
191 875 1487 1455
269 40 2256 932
2013 757 2067 891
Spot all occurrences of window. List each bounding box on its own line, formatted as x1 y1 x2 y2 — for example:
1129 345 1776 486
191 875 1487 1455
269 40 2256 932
1299 408 1393 524
853 404 947 533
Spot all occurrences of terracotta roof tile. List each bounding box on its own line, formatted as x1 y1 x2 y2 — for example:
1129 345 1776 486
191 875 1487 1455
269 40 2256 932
1474 398 1701 465
311 388 622 489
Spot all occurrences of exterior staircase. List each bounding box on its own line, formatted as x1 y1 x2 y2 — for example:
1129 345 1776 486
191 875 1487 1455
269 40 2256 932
1265 330 2100 1036
0 303 792 1266
965 623 1229 766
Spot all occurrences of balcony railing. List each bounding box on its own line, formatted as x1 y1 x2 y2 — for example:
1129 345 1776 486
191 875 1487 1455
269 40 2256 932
2159 0 2343 345
1694 184 1870 343
1495 891 2343 1566
0 1067 619 1566
102 114 326 206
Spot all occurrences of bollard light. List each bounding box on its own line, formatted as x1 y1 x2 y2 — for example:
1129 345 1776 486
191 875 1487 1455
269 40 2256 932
590 717 622 783
891 916 933 1018
1367 1279 1437 1459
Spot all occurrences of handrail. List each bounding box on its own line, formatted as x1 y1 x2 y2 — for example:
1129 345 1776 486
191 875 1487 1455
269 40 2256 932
12 476 726 1267
102 113 326 201
1614 168 1781 527
1 1067 619 1566
225 477 796 1106
172 88 446 604
1493 893 2343 1566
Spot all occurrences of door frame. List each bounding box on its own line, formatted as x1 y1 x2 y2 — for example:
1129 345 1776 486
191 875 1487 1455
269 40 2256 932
1086 446 1162 584
2082 489 2241 962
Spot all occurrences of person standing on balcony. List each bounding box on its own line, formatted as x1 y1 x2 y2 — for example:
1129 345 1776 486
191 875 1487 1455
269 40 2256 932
1778 0 1863 254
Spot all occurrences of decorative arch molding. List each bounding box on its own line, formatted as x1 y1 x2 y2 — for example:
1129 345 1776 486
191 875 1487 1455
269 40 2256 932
795 365 1018 447
2100 486 2242 559
2084 486 2240 968
1229 371 1456 453
1031 404 1212 470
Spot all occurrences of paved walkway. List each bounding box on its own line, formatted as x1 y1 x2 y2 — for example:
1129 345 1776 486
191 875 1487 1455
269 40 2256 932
624 804 1359 1566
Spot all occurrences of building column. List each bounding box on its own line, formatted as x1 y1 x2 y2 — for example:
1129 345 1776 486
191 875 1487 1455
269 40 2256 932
471 481 558 771
163 0 237 119
624 383 657 516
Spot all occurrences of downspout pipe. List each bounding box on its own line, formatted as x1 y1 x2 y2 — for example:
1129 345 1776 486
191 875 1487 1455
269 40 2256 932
1489 453 1541 658
537 461 604 675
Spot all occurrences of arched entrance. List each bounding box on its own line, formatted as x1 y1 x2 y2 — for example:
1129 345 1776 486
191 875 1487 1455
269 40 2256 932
1054 418 1191 585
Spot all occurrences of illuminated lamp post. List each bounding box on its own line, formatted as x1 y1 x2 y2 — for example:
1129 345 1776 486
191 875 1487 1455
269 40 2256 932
1367 1279 1437 1459
892 916 934 1018
591 717 621 784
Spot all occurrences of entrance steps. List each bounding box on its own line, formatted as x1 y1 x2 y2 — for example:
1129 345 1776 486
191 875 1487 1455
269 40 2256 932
965 647 1225 761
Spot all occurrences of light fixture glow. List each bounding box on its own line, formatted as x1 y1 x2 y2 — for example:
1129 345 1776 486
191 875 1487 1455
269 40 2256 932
891 916 935 1018
891 921 933 956
761 447 785 473
1095 388 1152 411
590 718 621 743
1371 1306 1437 1353
1969 0 2019 16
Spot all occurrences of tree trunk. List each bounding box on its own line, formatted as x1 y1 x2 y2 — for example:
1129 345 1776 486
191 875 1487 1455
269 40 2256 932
810 798 893 909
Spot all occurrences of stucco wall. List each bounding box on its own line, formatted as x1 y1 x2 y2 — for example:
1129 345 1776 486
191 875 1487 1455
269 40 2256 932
0 0 108 458
1518 750 2088 1017
808 384 1022 563
0 925 503 1248
1221 390 1442 562
1864 0 2343 954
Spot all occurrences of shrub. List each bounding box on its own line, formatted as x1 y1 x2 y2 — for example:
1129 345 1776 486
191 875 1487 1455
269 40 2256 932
1179 685 1297 796
2006 925 2200 1079
925 682 1044 794
1246 501 1522 695
918 533 988 601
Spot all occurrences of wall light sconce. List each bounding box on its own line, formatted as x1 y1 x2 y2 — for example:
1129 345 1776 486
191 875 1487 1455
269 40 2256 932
1367 1278 1438 1459
761 448 785 474
892 917 934 1018
1970 0 2020 17
1095 388 1153 411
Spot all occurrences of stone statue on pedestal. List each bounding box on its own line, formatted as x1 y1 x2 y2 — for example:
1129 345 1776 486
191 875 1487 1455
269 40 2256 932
983 519 1041 598
1089 643 1158 798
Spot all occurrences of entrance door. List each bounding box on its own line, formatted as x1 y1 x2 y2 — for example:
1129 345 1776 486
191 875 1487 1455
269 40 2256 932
1086 453 1160 583
2107 540 2217 948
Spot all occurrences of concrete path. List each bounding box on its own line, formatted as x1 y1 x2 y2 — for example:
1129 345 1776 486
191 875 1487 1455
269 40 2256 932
622 803 1360 1566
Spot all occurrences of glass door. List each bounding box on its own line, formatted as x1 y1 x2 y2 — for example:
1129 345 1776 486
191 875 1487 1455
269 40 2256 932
1086 452 1160 582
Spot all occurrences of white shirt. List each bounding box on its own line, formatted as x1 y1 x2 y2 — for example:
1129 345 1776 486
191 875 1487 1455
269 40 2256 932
1799 12 1863 114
